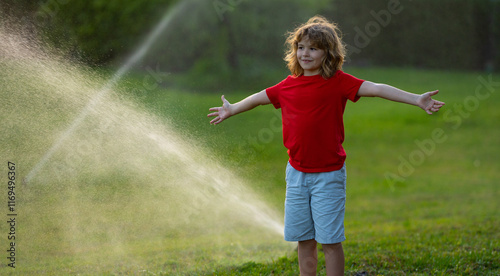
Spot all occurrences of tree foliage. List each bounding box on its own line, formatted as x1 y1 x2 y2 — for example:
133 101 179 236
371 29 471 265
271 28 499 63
333 0 500 71
2 0 498 76
35 0 177 64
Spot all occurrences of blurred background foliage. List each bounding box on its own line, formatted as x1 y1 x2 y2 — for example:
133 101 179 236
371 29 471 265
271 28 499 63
1 0 499 90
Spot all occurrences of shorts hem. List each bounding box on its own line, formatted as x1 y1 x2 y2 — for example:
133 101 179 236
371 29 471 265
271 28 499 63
316 236 346 244
284 235 316 242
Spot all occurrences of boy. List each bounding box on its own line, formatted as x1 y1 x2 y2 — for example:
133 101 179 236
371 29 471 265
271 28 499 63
207 16 444 276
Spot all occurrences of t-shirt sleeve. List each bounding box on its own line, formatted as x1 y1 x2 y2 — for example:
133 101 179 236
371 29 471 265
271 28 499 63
339 71 365 103
265 77 288 109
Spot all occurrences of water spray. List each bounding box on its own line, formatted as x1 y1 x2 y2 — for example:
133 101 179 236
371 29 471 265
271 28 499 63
1 2 290 273
23 0 189 184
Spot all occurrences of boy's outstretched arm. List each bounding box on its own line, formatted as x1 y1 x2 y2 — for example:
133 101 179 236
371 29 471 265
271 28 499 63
357 81 445 114
207 90 271 125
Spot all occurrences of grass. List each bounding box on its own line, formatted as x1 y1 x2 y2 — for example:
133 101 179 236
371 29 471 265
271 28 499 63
2 66 499 275
128 66 500 275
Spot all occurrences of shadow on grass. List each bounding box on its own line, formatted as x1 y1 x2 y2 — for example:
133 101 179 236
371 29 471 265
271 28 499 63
206 252 372 276
207 255 299 275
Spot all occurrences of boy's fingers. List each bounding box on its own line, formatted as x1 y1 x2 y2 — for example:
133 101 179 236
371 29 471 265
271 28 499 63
210 116 219 124
211 118 223 125
209 95 228 124
425 103 444 115
429 90 439 96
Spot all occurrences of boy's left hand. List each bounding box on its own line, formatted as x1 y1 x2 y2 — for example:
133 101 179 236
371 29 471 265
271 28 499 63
417 90 445 115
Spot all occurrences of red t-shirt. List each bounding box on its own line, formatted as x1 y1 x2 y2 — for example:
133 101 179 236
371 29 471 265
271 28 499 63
266 70 364 173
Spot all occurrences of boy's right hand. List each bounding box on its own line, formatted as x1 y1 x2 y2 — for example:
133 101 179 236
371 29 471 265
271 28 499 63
208 95 232 125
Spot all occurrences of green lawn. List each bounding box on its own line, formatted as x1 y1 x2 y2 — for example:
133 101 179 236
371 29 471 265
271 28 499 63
1 65 499 275
132 67 500 275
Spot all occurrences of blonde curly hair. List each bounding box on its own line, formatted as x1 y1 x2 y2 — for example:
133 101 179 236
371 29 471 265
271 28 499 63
285 15 346 78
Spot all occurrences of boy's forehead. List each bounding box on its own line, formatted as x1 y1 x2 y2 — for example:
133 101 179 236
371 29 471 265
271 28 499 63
297 36 313 45
297 37 319 48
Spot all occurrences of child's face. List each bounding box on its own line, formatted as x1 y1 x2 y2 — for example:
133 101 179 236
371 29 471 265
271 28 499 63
297 37 326 76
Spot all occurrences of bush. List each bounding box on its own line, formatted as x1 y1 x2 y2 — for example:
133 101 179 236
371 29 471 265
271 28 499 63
5 0 498 74
35 0 177 65
331 0 500 71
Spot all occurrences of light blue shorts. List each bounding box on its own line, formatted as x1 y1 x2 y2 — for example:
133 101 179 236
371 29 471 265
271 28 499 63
284 162 346 244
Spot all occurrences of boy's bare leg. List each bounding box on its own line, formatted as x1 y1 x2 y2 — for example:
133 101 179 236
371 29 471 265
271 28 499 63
298 239 318 275
322 242 345 276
